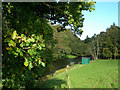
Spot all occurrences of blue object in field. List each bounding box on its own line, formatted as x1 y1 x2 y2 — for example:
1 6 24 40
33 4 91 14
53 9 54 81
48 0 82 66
82 57 90 64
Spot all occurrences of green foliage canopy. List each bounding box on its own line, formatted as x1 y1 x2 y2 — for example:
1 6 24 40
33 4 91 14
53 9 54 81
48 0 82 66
2 1 96 88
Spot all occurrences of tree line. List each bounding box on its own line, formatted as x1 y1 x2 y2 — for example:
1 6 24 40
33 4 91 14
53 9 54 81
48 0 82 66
51 23 120 60
84 23 120 59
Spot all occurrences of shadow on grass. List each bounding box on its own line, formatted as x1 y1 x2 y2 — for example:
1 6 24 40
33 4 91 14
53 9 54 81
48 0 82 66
39 78 67 88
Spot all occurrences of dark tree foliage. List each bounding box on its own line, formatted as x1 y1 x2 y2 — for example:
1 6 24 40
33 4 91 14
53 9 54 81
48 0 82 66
2 2 96 88
85 24 120 59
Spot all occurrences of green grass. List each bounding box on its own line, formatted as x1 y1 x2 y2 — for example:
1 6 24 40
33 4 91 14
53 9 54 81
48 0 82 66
66 55 77 59
39 59 118 88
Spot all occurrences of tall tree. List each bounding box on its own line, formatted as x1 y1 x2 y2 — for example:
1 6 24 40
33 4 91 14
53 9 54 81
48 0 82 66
2 1 96 88
88 34 100 60
88 24 120 59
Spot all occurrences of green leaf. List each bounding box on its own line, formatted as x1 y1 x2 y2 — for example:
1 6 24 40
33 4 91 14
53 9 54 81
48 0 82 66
78 5 82 9
14 52 18 56
21 34 25 37
38 60 41 64
32 44 37 47
77 10 81 13
8 40 15 47
11 30 17 40
71 19 74 22
31 34 35 37
31 37 35 42
38 45 42 50
28 49 33 55
91 7 95 10
28 62 33 70
41 44 45 47
20 51 23 56
89 9 92 12
8 9 11 13
64 11 69 14
26 38 31 43
24 59 29 67
16 48 21 53
41 62 45 67
20 42 24 47
36 36 40 40
26 43 29 46
8 2 10 5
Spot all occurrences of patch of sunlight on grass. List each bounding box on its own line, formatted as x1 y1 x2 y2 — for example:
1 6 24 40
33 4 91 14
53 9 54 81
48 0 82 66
67 55 77 59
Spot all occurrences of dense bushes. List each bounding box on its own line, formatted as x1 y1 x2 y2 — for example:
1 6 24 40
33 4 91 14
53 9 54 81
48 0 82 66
2 12 54 88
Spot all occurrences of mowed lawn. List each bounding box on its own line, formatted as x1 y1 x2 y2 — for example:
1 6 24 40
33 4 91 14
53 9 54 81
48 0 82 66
39 59 118 88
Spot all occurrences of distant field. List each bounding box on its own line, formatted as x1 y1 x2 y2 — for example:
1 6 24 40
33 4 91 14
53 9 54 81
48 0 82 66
67 55 77 59
39 59 118 88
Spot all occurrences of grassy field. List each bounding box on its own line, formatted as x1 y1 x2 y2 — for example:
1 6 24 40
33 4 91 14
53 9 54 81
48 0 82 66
39 59 118 88
66 55 77 59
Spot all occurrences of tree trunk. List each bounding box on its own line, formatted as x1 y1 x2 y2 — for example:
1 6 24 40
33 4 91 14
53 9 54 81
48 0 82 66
97 38 99 59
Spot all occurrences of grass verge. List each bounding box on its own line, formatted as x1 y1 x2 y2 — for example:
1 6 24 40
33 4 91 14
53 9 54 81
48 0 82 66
39 59 118 88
